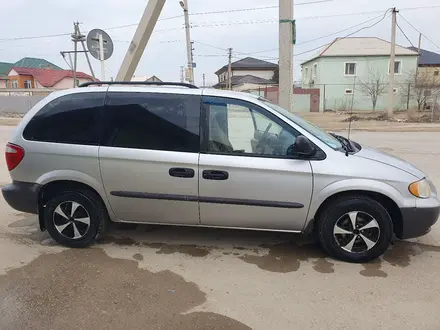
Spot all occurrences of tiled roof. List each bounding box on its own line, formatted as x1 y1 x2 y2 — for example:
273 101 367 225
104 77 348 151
216 57 278 75
302 37 418 64
213 75 274 88
14 57 63 70
10 67 94 87
408 47 440 66
0 62 13 77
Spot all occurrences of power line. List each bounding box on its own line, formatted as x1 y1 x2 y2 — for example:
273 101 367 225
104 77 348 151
397 13 440 51
2 4 439 43
236 13 387 56
193 40 229 52
244 8 391 61
396 22 415 48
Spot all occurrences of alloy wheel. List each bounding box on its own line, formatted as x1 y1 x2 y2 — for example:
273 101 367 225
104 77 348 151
333 211 380 253
53 201 91 239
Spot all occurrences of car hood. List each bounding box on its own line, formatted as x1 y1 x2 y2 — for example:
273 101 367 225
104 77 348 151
354 145 425 179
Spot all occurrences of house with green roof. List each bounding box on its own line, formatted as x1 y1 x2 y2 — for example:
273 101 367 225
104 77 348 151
0 62 14 88
0 57 64 88
13 57 62 70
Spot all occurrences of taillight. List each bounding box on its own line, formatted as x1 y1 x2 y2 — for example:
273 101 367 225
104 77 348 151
5 143 25 171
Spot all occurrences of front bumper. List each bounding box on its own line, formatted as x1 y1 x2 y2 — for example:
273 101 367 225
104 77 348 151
2 181 40 214
396 205 440 239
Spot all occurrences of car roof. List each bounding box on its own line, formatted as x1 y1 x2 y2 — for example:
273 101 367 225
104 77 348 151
52 85 263 104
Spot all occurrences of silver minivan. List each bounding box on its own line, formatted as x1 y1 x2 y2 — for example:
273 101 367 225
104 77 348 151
2 82 439 262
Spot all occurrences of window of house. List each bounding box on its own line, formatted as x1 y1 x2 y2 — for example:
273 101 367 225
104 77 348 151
345 89 353 95
101 92 200 153
11 80 18 88
23 92 105 145
313 63 318 77
344 63 357 76
304 67 309 80
389 61 402 74
24 80 32 89
434 70 439 76
202 96 299 157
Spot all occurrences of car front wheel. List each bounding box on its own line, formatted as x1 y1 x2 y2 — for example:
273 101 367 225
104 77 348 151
316 195 393 263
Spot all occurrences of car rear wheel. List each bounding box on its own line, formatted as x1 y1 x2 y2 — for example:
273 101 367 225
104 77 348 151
44 190 107 248
316 195 393 263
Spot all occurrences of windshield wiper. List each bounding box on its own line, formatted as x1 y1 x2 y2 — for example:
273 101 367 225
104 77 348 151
330 133 355 155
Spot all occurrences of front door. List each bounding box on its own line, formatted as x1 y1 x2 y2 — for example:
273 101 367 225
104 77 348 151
99 89 201 225
199 96 313 231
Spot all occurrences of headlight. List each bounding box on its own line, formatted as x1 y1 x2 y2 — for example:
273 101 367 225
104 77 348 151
409 179 432 198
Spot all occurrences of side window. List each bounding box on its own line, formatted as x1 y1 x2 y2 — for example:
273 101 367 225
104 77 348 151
23 92 104 145
203 96 299 157
102 92 200 153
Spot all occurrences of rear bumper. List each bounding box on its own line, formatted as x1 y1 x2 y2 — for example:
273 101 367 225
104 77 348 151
396 206 440 239
2 181 40 214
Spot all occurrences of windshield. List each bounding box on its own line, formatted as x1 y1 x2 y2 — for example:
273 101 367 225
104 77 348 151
259 98 343 150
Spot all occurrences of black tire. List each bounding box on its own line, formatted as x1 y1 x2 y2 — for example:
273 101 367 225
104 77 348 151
44 189 108 248
316 195 393 263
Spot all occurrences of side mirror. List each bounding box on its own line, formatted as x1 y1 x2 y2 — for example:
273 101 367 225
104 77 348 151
288 135 316 157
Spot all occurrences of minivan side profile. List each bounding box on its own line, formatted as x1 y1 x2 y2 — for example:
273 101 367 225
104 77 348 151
2 82 439 263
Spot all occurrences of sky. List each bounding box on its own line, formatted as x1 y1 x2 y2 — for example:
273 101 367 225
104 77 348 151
1 0 439 86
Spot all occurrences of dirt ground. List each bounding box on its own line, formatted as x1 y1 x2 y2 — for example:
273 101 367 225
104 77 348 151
1 122 440 329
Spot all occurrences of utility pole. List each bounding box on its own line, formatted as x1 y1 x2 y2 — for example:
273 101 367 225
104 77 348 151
181 0 194 85
387 7 398 118
203 73 206 87
180 66 184 83
228 48 233 90
116 0 166 81
72 22 79 88
279 0 294 112
415 32 422 78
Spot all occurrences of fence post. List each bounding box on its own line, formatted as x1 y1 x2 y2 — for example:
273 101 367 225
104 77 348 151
406 83 411 110
323 84 326 112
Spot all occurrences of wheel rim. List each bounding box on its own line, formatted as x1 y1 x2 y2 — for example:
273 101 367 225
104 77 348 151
333 211 380 253
53 201 90 240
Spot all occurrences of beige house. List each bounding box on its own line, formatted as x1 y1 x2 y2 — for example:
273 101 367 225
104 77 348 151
408 47 440 78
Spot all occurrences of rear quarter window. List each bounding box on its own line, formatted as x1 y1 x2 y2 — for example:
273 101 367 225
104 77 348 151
23 92 104 145
101 92 201 153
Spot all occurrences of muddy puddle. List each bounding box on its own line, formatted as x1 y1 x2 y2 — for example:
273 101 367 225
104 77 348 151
0 248 251 330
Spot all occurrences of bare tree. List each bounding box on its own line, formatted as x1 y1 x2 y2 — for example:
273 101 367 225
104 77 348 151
401 70 440 111
356 69 388 111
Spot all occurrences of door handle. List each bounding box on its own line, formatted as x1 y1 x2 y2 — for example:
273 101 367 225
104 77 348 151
202 170 229 180
169 167 195 178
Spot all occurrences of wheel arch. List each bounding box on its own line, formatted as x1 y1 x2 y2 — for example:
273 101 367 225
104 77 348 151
305 189 402 237
38 180 109 231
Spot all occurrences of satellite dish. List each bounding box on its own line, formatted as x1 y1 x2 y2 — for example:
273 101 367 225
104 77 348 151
86 29 114 61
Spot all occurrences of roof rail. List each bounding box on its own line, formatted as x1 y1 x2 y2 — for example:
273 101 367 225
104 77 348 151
78 81 199 89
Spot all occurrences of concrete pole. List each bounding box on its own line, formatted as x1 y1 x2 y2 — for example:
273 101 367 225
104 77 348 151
73 23 78 88
415 32 422 78
116 0 166 81
279 0 294 112
182 0 194 84
387 8 398 118
99 34 106 81
228 48 233 90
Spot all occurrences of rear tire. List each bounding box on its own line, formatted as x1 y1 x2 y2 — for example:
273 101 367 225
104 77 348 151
44 189 107 248
316 195 393 263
